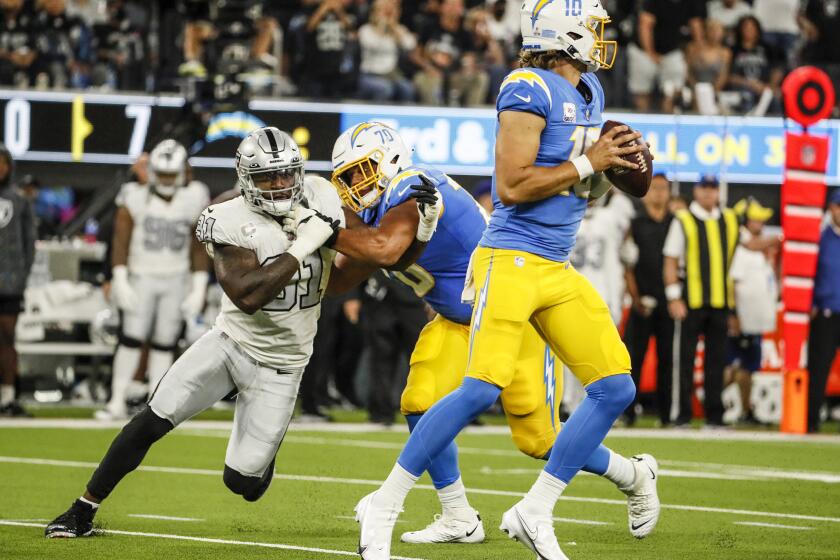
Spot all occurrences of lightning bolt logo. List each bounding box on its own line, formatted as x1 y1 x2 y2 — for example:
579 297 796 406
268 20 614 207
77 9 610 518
350 122 376 147
467 255 493 370
544 345 557 432
531 0 556 26
499 69 553 109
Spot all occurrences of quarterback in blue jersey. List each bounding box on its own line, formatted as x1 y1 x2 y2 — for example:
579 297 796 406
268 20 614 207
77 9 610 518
354 2 661 559
327 122 651 552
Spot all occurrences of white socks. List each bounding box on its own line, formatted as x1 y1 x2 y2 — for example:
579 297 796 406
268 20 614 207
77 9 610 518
146 349 174 393
437 478 473 518
377 463 419 507
521 470 567 515
604 450 637 492
108 345 141 413
0 384 14 406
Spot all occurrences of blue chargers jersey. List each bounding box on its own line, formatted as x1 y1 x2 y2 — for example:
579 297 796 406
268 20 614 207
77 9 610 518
480 67 605 262
360 165 488 324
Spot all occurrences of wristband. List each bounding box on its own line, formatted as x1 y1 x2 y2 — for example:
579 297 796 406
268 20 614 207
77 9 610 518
665 283 682 302
570 155 594 180
113 265 129 284
286 241 311 264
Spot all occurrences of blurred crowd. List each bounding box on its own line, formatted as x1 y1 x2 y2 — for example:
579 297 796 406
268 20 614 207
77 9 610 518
1 0 839 113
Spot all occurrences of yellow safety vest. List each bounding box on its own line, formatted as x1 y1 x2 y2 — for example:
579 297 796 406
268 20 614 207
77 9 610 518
676 208 739 310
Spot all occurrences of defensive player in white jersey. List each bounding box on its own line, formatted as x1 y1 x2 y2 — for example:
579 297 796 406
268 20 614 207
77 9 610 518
96 139 210 421
44 127 351 538
571 192 633 324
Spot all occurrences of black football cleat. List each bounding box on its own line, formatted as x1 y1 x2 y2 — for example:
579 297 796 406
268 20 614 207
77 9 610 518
0 401 32 417
243 457 276 502
45 500 96 538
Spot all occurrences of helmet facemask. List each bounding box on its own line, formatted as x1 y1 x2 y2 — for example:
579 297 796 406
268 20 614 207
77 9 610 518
585 15 616 70
331 150 388 212
240 164 304 217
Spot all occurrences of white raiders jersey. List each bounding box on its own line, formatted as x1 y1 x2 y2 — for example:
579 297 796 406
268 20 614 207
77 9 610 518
195 175 345 370
118 180 210 276
571 195 633 324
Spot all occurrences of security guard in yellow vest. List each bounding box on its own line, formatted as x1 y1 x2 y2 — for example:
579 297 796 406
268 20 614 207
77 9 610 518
662 175 739 427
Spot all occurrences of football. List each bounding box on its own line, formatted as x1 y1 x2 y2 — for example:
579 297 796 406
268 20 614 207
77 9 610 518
601 119 653 197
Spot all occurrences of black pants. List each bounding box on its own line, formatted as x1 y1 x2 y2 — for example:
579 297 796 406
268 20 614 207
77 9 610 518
300 297 363 413
676 307 728 425
806 312 840 432
623 302 674 424
362 301 426 422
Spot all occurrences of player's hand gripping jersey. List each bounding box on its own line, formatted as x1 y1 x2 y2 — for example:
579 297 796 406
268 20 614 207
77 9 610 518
196 176 344 369
359 165 488 325
481 68 605 261
117 181 209 275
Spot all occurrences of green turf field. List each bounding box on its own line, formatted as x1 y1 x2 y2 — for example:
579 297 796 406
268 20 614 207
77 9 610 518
1 421 839 559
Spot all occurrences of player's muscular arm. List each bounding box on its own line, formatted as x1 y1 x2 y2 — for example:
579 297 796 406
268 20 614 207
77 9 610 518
189 234 210 272
495 111 642 205
326 252 379 295
111 206 133 267
331 202 425 269
213 244 301 315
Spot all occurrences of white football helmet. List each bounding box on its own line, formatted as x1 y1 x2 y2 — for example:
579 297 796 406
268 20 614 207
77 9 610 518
521 0 616 72
236 126 304 217
331 122 412 212
149 139 188 196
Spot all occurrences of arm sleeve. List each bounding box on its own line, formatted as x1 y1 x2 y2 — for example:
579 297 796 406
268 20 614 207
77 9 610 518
496 70 552 119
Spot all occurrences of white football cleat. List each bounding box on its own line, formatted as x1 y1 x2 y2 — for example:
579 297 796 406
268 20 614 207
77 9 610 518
93 404 127 422
623 454 660 538
355 491 402 560
499 501 569 560
400 509 485 544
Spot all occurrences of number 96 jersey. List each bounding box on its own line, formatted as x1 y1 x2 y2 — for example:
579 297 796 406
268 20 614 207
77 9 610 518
195 175 345 370
118 181 210 275
359 165 488 325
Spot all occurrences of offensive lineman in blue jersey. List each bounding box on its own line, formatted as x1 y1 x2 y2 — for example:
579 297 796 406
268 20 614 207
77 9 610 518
354 2 660 559
326 122 652 552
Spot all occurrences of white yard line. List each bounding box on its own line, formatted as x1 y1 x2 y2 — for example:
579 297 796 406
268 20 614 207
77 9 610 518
0 520 426 560
1 455 838 525
334 515 407 524
2 418 840 444
552 517 612 526
733 521 815 531
127 514 204 522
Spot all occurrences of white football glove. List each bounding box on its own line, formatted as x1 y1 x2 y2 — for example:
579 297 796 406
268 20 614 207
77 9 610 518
180 271 209 318
286 205 341 262
412 174 443 243
111 265 139 312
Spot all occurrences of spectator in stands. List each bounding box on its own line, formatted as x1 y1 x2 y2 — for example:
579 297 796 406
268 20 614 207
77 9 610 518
90 0 144 90
706 0 752 39
32 0 92 88
300 0 355 99
725 15 783 114
0 144 35 417
629 0 705 112
753 0 799 67
178 0 277 79
465 4 506 103
66 0 105 27
0 0 37 87
800 0 840 102
726 199 777 425
686 18 731 94
623 174 674 427
361 272 426 425
356 0 416 102
806 190 840 433
411 0 488 106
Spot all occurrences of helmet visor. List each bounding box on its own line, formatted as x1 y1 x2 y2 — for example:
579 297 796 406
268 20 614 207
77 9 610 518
586 15 617 70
